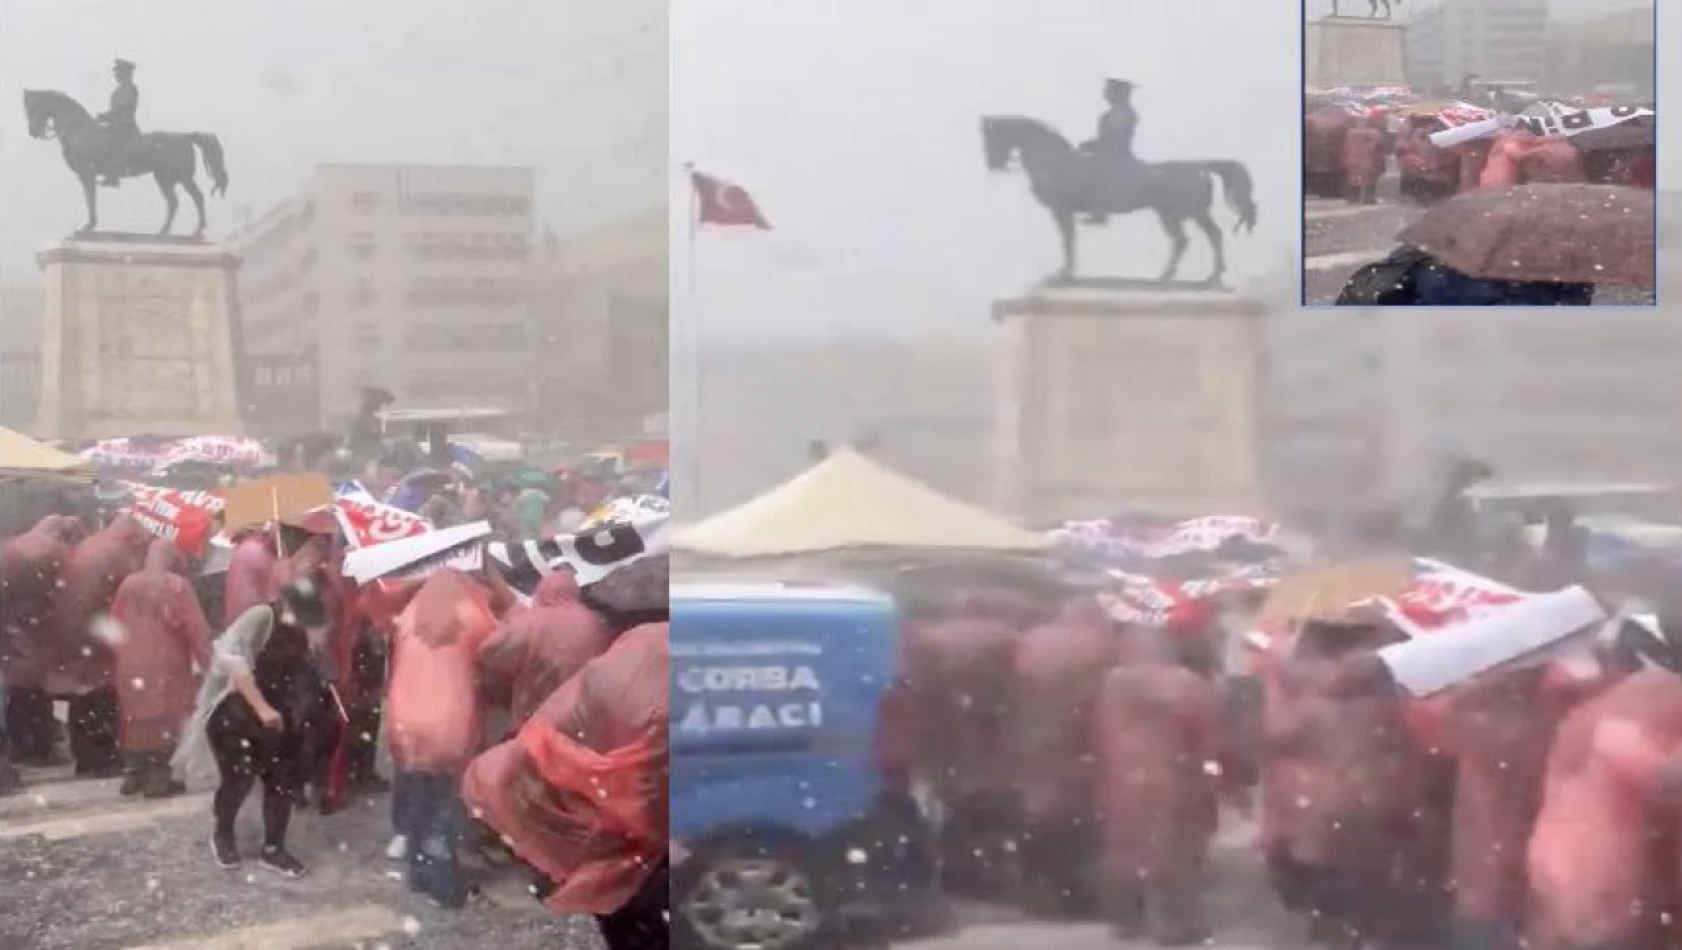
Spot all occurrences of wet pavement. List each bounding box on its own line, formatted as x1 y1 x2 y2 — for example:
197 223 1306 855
0 763 598 950
897 821 1313 950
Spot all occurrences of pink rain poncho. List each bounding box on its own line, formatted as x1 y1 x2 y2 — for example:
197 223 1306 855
462 622 669 914
386 568 498 772
221 533 277 627
49 515 152 694
0 515 83 690
110 540 213 753
477 572 612 726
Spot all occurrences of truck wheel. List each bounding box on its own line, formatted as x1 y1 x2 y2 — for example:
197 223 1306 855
673 839 827 950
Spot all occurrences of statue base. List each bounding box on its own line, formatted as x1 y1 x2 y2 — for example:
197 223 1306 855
1305 16 1407 89
990 283 1269 523
36 236 246 439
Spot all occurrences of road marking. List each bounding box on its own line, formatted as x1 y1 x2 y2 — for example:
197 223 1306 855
899 922 1273 949
1303 248 1392 271
0 776 127 820
1305 203 1397 221
0 791 208 841
122 904 407 950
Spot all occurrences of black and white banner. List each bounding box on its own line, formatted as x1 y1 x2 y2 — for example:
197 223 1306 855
489 515 671 595
1512 102 1653 138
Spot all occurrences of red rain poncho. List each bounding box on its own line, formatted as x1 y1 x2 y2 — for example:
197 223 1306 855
477 572 612 726
110 540 213 752
462 622 669 914
49 515 152 694
1526 669 1682 950
1340 123 1389 191
386 568 498 772
0 515 83 690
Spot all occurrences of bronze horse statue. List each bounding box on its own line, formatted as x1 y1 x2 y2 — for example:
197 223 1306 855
23 89 228 236
1331 0 1399 18
981 115 1257 283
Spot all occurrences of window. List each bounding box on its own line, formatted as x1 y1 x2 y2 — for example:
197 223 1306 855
349 190 381 212
351 279 379 306
348 231 377 261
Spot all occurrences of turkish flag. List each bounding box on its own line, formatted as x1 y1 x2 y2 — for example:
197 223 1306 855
691 170 770 229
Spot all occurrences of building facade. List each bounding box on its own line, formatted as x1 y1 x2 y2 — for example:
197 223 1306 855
227 164 536 435
0 284 44 431
1405 0 1549 92
1265 308 1682 523
528 208 668 444
1543 8 1655 98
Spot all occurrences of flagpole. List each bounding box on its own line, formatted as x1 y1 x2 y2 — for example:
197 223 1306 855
684 165 704 514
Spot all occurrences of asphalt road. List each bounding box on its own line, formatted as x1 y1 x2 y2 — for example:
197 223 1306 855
0 762 599 950
1301 180 1658 306
898 822 1314 950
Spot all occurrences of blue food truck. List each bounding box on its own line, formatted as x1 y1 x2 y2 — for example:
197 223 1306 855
669 581 930 950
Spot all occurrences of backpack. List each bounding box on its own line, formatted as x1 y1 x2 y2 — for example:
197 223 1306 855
1334 245 1431 306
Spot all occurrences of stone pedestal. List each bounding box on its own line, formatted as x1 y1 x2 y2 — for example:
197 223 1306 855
36 236 246 439
990 282 1268 523
1305 16 1407 89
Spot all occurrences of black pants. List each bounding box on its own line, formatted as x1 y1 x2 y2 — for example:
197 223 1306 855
68 686 120 775
207 696 298 849
4 686 55 765
596 858 668 950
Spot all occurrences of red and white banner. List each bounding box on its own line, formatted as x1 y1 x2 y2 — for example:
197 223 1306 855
158 436 270 470
1120 516 1279 559
1100 571 1191 626
332 488 431 549
1375 559 1527 637
118 482 221 558
83 436 271 474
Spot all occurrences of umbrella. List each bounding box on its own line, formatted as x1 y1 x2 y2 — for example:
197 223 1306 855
1397 184 1654 287
1571 117 1655 152
579 553 669 624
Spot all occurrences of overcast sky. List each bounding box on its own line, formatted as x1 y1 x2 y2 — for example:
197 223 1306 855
0 0 663 279
673 0 1302 341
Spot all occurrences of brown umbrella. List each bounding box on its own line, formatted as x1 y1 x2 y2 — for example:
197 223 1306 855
1398 183 1654 287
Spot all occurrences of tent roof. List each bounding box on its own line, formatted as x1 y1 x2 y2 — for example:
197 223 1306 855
674 448 1051 558
0 426 92 477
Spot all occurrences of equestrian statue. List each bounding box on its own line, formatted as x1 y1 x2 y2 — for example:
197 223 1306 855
1331 0 1399 19
981 79 1258 284
23 59 229 237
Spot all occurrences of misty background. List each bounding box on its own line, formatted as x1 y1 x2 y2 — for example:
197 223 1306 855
0 0 664 278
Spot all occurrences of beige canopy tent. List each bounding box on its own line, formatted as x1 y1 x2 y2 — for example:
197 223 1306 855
674 448 1052 558
0 426 93 480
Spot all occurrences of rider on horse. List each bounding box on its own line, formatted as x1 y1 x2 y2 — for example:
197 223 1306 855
1078 78 1138 224
96 58 140 188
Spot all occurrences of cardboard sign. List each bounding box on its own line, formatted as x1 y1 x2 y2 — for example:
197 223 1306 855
220 473 334 532
1255 558 1414 631
1377 586 1607 697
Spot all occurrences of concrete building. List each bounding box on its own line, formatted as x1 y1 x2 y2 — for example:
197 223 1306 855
675 331 998 517
0 284 44 431
528 208 667 443
1265 292 1682 523
226 164 537 434
1405 0 1549 92
1543 7 1655 97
